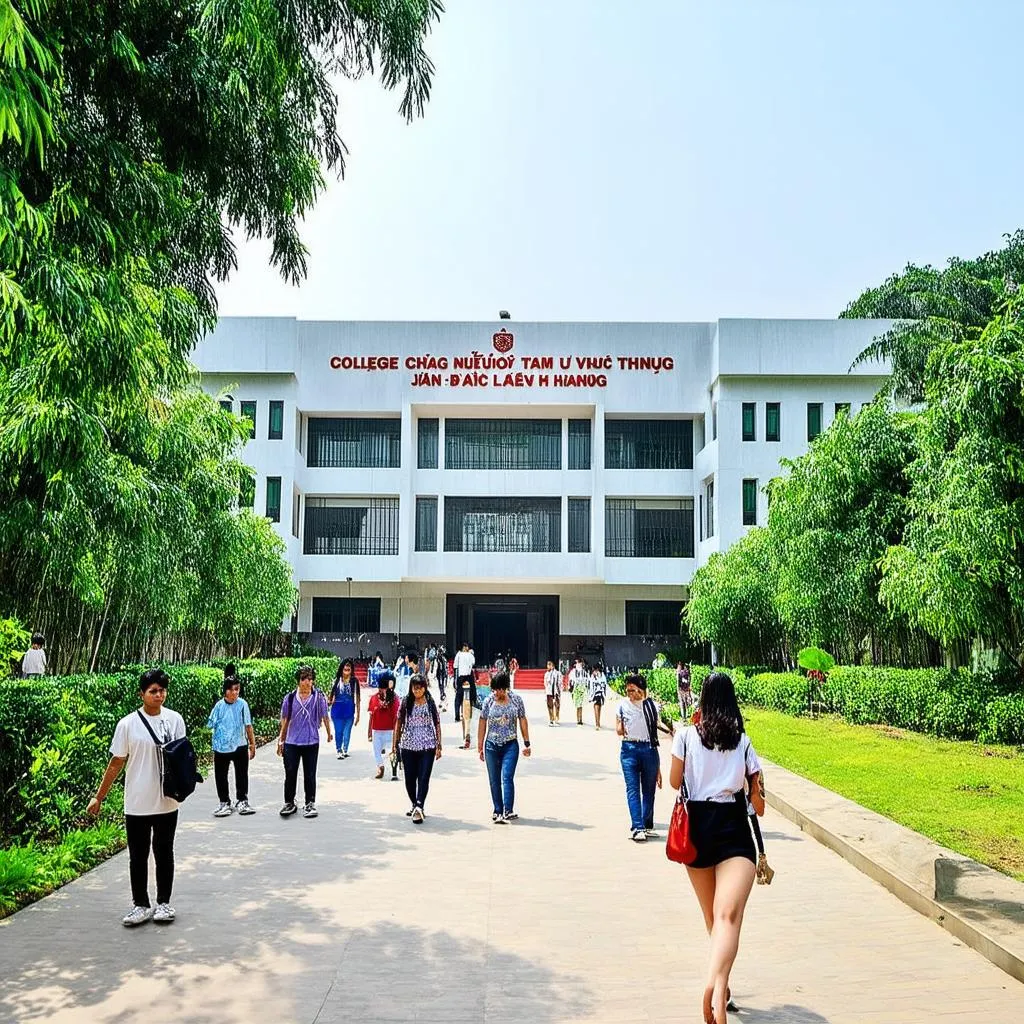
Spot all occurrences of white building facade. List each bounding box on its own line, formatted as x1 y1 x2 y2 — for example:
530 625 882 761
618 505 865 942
193 317 891 667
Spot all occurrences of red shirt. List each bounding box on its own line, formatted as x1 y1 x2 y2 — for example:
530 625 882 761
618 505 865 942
368 693 400 731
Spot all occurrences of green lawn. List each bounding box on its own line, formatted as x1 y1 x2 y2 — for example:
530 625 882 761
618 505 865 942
744 707 1024 881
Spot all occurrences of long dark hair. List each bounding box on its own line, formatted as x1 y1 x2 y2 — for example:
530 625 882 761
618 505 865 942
377 671 396 706
398 674 439 729
331 658 355 699
696 672 744 751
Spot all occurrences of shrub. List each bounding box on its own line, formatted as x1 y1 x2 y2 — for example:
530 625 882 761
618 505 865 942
980 695 1024 745
734 672 809 716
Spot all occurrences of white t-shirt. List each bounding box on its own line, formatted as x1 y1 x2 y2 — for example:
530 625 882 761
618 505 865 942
672 725 761 803
544 668 562 694
21 648 47 674
617 698 657 742
110 708 187 816
453 650 475 677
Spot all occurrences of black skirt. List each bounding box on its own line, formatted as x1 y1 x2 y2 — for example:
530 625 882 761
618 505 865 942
686 798 756 869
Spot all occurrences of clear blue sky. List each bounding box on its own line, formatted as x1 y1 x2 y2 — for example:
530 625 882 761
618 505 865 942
216 0 1024 322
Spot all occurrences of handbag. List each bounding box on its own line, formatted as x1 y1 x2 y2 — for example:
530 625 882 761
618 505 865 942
666 731 698 865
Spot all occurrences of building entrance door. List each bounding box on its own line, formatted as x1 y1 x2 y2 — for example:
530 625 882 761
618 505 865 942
446 595 558 669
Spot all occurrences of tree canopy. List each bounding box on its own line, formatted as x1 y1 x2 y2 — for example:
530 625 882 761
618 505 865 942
0 0 442 670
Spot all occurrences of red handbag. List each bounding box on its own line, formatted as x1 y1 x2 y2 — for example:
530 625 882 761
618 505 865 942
666 732 698 865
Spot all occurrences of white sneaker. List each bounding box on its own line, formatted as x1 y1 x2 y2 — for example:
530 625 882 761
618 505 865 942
153 903 176 924
236 799 255 815
411 806 424 824
303 802 318 818
122 905 154 927
631 829 648 843
644 828 660 839
213 801 233 817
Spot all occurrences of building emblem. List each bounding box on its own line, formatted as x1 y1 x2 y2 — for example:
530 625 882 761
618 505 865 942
492 329 514 354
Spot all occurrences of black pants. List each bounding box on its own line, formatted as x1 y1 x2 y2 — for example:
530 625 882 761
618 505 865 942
125 811 178 908
438 672 447 703
213 745 249 802
454 675 476 721
283 742 319 805
401 748 435 809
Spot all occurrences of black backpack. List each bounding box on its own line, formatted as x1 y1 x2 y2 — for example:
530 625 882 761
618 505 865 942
136 710 203 802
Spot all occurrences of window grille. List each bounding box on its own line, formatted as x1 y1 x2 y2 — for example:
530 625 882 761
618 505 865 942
445 419 561 470
766 402 780 442
311 598 381 633
605 498 695 557
443 497 561 552
307 418 401 468
415 497 438 551
604 420 693 469
417 418 439 469
568 498 591 552
568 419 592 470
625 601 683 635
303 498 399 555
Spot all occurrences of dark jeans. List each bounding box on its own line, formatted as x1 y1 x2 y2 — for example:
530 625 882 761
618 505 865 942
454 675 476 721
283 742 319 805
125 810 178 908
620 741 659 831
401 748 435 809
438 673 447 703
213 745 249 802
484 739 519 815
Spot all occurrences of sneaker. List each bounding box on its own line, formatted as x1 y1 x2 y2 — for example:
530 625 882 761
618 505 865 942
122 905 153 927
492 812 506 824
631 829 648 843
336 752 344 759
406 807 414 816
213 801 233 817
503 812 519 821
279 802 298 817
303 802 318 818
153 903 176 924
644 829 660 839
236 799 255 815
375 766 385 780
548 720 555 727
411 806 424 824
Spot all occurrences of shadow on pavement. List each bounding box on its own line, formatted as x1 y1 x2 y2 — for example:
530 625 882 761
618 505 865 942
736 1006 832 1023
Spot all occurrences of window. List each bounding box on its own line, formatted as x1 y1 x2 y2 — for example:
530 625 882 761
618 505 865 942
417 418 439 469
445 419 561 470
240 400 256 439
415 497 438 551
240 472 255 509
742 478 757 527
742 402 756 442
605 420 693 469
268 400 284 440
705 479 714 538
304 497 399 555
807 402 823 441
699 493 704 542
443 497 560 553
766 402 780 442
568 497 591 553
219 399 232 413
307 418 401 468
265 476 282 523
711 400 718 441
312 597 381 633
568 419 592 470
605 499 695 558
835 402 851 419
625 601 683 636
291 488 301 539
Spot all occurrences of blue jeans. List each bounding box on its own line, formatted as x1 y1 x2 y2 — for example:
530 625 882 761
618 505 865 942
331 707 354 752
620 741 659 831
484 739 520 815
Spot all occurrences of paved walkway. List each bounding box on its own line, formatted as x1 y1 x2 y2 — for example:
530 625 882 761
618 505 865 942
1 692 1021 1023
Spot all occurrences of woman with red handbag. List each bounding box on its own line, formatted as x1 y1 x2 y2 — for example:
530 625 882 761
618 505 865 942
668 672 765 1024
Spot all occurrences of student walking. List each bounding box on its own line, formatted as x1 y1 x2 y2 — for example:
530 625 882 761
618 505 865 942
477 672 531 822
328 658 360 759
569 658 588 726
453 641 476 725
87 669 186 926
277 665 332 819
207 666 256 816
368 651 388 689
507 654 519 690
588 664 608 730
677 662 694 719
367 672 401 779
669 672 764 1024
392 674 442 823
395 651 413 700
436 644 449 711
616 673 671 842
543 659 562 726
21 633 47 678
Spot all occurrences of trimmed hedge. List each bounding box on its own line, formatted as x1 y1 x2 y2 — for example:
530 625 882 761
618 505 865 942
0 657 340 842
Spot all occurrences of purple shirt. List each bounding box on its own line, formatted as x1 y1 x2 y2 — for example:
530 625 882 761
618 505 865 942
281 689 328 745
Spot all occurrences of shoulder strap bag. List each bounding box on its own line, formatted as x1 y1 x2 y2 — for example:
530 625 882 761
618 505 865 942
136 711 203 802
666 729 698 865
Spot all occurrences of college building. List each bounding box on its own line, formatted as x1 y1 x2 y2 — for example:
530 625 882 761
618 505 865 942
193 317 891 668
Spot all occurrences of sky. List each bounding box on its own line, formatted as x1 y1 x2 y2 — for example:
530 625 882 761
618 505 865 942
216 0 1024 323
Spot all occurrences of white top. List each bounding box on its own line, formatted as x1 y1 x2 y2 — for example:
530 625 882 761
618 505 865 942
617 698 656 742
110 708 187 816
453 650 475 676
21 648 47 674
544 668 562 693
672 725 761 803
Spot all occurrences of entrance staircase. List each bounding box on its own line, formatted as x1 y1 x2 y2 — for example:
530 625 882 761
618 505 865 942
506 668 547 690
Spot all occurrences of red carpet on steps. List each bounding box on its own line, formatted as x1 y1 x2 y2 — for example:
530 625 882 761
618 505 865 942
348 664 549 689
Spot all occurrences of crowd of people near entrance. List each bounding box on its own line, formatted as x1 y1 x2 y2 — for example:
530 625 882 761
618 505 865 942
80 645 767 1023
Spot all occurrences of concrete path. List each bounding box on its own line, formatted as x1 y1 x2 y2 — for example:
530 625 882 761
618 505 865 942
1 691 1021 1023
